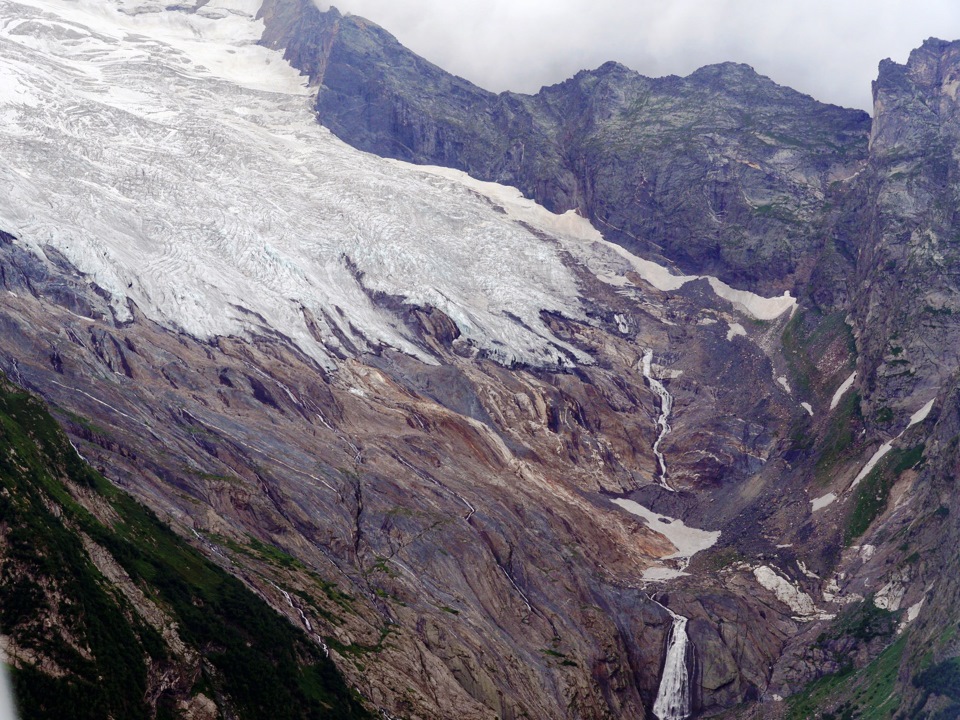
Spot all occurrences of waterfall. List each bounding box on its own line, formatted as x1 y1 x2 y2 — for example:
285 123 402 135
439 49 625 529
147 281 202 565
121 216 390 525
641 349 675 491
0 662 19 720
653 609 692 720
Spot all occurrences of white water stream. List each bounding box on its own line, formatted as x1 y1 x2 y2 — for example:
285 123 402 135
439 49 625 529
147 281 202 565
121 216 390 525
641 349 675 491
0 662 18 720
652 605 692 720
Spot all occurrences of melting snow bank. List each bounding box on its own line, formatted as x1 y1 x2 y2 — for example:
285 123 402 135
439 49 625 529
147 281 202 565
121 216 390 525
0 0 587 370
811 493 837 512
830 371 857 410
412 166 797 322
612 499 720 580
850 398 935 490
899 599 924 633
726 322 747 341
652 604 693 720
753 566 833 621
641 349 675 491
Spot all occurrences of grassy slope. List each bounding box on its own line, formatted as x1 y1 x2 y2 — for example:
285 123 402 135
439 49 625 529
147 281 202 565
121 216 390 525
0 376 371 719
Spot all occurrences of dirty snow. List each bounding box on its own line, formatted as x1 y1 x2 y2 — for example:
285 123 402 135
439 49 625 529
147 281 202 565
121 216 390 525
726 322 747 341
753 565 820 618
830 371 857 410
899 599 924 633
801 402 814 416
811 493 837 512
425 162 799 322
908 398 936 427
612 498 720 580
874 577 907 612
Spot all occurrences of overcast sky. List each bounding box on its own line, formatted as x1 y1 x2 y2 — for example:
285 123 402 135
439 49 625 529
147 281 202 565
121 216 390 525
321 0 960 112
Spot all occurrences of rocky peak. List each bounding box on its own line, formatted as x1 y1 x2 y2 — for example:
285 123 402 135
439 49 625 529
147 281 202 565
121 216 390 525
871 37 960 153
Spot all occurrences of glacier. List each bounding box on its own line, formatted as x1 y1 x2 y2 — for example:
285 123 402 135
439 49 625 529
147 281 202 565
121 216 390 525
0 0 800 374
0 0 588 369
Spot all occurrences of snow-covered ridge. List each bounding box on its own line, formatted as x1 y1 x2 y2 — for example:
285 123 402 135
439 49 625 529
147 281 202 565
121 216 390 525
0 0 587 369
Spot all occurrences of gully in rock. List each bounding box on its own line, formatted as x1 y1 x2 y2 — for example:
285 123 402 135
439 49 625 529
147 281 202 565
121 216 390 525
652 602 693 720
641 349 675 491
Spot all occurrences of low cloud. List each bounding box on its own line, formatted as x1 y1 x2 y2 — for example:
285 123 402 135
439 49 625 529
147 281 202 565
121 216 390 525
323 0 960 111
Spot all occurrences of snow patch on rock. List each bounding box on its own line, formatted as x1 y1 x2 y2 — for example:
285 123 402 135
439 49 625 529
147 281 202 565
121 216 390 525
438 183 799 322
899 599 924 633
830 371 857 410
811 493 837 512
753 566 820 618
726 322 747 341
612 498 720 580
850 397 934 490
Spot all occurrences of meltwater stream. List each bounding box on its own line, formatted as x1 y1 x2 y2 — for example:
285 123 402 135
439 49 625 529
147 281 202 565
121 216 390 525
0 663 19 720
652 607 692 720
641 350 675 491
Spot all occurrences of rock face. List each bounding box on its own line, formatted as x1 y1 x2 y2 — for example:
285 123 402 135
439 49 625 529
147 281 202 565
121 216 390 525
260 0 870 294
846 39 960 420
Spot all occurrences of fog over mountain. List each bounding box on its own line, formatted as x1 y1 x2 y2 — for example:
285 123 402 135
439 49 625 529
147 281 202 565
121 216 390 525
323 0 960 110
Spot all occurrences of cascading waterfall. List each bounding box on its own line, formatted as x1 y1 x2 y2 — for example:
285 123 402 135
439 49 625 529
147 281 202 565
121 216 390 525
0 662 19 720
641 349 675 491
652 607 692 720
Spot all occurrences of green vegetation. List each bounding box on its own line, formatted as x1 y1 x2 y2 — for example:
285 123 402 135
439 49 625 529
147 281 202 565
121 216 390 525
782 309 856 404
832 600 900 643
913 656 960 717
786 666 855 720
787 636 907 720
875 407 895 424
0 377 370 719
816 390 863 485
845 445 925 544
704 546 747 572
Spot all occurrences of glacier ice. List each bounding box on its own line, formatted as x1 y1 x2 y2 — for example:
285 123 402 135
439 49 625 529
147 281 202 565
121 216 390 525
0 0 586 370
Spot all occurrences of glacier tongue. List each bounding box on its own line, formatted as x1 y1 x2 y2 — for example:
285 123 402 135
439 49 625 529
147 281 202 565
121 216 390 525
0 0 587 369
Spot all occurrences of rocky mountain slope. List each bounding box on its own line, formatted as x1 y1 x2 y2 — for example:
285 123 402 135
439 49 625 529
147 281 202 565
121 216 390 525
3 1 960 719
0 374 369 719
